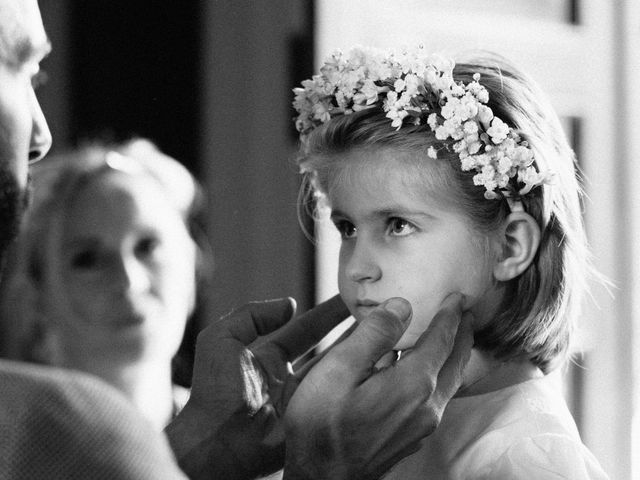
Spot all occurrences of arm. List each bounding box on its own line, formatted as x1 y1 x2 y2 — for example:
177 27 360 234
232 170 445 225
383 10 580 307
165 296 350 479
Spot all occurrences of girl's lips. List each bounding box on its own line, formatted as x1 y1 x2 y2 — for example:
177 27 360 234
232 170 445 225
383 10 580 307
354 300 380 319
356 299 380 307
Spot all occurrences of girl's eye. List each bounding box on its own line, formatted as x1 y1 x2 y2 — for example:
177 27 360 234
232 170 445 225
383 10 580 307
387 217 416 236
333 220 357 239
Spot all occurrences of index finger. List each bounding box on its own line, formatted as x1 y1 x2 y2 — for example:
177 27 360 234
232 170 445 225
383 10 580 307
223 298 296 344
432 311 473 402
265 294 351 361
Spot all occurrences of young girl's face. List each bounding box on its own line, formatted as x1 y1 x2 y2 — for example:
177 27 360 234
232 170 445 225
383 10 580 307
327 148 503 350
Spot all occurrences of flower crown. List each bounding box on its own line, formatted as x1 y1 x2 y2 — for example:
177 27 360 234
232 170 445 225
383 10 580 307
293 45 552 200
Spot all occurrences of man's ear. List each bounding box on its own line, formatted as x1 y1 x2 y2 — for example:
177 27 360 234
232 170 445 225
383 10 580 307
493 212 541 281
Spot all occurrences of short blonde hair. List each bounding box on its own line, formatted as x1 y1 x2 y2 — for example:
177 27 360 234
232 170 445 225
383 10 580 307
298 53 592 373
0 139 206 364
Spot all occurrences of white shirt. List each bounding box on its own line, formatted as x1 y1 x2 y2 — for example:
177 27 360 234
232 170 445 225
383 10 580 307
383 376 609 479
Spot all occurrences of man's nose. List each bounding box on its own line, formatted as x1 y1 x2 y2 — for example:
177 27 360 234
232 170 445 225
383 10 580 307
29 90 52 163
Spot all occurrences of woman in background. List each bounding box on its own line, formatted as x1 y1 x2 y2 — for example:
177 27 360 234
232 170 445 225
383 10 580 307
0 138 208 430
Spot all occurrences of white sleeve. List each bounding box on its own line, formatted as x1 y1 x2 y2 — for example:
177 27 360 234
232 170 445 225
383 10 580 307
475 434 610 480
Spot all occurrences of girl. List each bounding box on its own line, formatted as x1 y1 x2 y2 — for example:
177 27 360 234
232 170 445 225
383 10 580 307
293 46 608 478
0 139 207 430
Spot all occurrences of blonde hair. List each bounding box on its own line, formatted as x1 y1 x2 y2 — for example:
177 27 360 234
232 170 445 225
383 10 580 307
298 52 592 373
0 138 206 363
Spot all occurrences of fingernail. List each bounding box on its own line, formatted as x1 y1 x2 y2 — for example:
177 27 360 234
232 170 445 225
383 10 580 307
382 298 412 325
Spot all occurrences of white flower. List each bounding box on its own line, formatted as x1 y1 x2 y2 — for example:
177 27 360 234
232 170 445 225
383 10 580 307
427 113 438 130
497 156 513 175
463 120 478 135
292 45 551 200
460 156 477 171
453 140 467 153
487 117 509 144
312 102 331 123
404 74 421 96
477 105 493 128
435 125 449 140
467 141 482 155
440 97 459 120
518 166 548 195
361 79 379 104
386 108 408 129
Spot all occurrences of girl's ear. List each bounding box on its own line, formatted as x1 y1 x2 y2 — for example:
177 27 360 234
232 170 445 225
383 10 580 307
493 211 541 281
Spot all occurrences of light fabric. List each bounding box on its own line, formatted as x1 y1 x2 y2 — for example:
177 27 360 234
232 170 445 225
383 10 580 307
0 360 187 479
384 376 609 479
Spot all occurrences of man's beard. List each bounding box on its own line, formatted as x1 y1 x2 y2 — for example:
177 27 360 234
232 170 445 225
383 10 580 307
0 168 30 270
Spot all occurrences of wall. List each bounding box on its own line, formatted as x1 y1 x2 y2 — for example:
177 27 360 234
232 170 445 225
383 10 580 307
200 1 315 322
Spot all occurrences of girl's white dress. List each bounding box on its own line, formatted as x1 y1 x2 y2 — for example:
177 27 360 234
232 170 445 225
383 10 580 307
384 376 609 479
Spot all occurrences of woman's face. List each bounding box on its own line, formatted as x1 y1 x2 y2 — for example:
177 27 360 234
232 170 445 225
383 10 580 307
327 148 503 350
56 171 196 361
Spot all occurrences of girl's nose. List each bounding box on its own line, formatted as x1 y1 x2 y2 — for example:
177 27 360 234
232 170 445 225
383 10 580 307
345 240 382 283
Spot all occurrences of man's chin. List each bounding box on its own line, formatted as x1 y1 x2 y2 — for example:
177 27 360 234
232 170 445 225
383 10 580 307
0 170 31 261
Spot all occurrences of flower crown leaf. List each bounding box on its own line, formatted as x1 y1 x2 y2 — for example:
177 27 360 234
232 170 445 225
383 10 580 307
293 45 553 200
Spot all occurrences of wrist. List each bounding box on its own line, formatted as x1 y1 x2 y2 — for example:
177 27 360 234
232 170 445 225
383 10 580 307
165 404 253 480
282 448 350 480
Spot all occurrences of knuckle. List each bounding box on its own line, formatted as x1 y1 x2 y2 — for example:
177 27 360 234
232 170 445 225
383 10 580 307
416 403 443 434
421 375 437 396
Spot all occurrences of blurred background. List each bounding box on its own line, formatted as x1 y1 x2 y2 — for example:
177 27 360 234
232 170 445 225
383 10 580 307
36 1 638 478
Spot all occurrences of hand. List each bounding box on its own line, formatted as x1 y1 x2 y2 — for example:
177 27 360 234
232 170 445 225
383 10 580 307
164 295 350 480
282 293 473 480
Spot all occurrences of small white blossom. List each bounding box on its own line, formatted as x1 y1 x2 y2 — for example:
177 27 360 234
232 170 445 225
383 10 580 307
435 125 449 141
467 141 482 155
463 120 478 135
477 105 493 127
487 117 509 144
427 146 438 159
498 156 513 175
427 113 438 130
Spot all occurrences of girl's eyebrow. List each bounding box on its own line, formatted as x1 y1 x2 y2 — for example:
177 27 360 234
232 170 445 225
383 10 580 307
331 206 437 221
330 208 349 220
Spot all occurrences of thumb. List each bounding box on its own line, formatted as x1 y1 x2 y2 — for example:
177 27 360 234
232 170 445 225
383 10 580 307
329 297 412 380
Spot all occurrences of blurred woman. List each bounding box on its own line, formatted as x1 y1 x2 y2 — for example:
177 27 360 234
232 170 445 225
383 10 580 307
0 139 208 429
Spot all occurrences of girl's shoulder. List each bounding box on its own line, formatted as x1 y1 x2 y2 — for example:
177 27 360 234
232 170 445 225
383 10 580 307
445 375 580 439
468 434 610 480
440 376 609 479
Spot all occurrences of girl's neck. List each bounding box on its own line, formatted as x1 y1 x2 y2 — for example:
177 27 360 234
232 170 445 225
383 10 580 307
455 348 542 397
62 354 175 430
